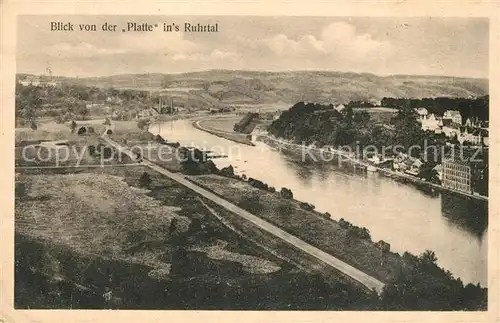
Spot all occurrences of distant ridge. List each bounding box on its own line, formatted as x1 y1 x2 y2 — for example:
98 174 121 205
17 70 488 104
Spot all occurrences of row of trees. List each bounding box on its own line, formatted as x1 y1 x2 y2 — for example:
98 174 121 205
268 102 375 148
269 101 460 160
233 112 259 133
380 250 487 310
15 82 158 125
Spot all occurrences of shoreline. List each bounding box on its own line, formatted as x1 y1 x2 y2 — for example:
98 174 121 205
192 119 256 146
257 134 488 202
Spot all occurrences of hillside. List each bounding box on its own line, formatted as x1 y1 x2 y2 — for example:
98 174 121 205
17 70 488 105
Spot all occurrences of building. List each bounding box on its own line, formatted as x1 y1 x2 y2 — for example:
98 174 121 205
443 110 463 125
442 119 460 138
19 79 59 87
136 108 159 119
415 108 429 120
421 113 440 131
442 156 472 193
470 129 483 146
482 130 489 147
334 104 346 112
433 164 443 181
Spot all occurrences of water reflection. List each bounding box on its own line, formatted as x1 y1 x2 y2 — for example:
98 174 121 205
441 192 488 238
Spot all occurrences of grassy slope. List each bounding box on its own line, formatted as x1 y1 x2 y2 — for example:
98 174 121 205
188 174 406 283
18 71 488 106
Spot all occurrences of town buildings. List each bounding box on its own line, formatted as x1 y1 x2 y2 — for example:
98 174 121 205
415 109 489 147
441 148 488 195
18 78 59 87
443 110 463 125
442 157 473 193
136 108 159 119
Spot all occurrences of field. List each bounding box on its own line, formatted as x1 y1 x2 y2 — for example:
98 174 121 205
16 171 191 270
193 119 255 146
198 116 240 133
15 165 373 309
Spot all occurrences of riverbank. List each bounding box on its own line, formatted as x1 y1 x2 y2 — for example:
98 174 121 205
193 119 255 146
257 134 488 202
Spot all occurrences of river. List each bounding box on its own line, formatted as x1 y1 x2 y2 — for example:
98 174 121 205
151 119 488 287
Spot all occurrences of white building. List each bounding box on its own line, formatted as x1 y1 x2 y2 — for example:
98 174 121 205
19 79 59 87
136 108 159 119
421 113 441 131
415 108 428 120
335 104 346 112
443 110 463 125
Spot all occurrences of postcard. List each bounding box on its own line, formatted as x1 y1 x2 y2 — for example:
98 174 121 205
1 1 498 322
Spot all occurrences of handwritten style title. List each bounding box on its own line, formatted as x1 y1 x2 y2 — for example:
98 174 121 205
50 21 219 33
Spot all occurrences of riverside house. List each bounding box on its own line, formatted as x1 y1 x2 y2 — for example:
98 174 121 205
136 108 159 119
443 110 463 125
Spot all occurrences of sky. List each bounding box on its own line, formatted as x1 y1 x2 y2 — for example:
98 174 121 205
16 16 489 78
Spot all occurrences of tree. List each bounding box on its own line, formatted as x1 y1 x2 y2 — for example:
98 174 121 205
188 218 202 233
70 120 77 133
139 172 152 188
420 250 438 266
76 105 90 120
391 103 426 152
418 167 440 183
219 165 235 177
280 187 293 199
137 119 150 131
168 218 178 235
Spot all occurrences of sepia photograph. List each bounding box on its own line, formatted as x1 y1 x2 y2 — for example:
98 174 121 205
11 14 489 311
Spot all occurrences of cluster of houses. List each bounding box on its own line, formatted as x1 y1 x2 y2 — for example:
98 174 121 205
416 108 489 146
18 77 60 87
392 153 427 176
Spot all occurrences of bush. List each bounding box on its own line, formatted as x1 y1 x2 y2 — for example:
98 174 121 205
55 115 65 124
247 177 268 190
77 127 87 135
87 145 96 156
137 119 150 130
139 172 152 188
219 165 235 177
165 142 180 148
103 117 111 126
155 134 166 143
280 187 293 199
168 218 178 235
299 202 315 211
30 122 37 130
188 218 202 233
70 120 77 133
102 147 113 159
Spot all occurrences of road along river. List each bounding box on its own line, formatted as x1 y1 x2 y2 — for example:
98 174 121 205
151 119 488 287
